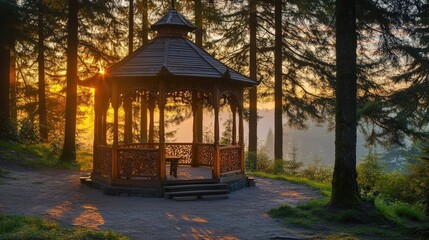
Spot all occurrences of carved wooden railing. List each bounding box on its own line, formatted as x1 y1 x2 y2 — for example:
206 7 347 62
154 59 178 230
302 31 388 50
117 147 160 179
93 145 113 177
165 143 193 165
196 143 215 167
219 145 242 174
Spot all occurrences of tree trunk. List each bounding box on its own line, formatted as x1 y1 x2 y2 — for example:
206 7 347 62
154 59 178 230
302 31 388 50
9 51 17 132
195 0 203 143
38 0 48 142
140 0 148 143
129 0 134 54
330 0 360 208
60 0 79 162
0 0 16 140
0 47 10 137
274 0 283 164
248 0 258 170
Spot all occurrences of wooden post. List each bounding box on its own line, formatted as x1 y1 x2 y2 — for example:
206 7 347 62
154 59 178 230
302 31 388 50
158 81 166 180
140 93 148 143
148 94 155 143
101 109 107 145
238 90 245 174
213 84 220 178
124 94 133 144
191 92 199 167
231 101 237 145
112 86 119 178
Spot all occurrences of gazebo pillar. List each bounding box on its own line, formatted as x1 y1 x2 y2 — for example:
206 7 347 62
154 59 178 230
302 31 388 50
231 101 237 145
191 91 199 167
213 84 221 178
140 93 148 143
124 94 133 144
111 86 120 178
93 88 101 145
148 94 155 144
238 90 245 174
158 82 166 180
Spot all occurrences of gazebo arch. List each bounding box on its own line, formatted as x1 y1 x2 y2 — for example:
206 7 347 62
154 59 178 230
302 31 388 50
81 7 258 196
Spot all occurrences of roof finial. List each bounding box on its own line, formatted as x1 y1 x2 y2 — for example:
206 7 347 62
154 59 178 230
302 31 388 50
171 0 176 9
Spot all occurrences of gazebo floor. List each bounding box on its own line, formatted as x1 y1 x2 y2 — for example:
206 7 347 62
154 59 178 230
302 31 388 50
165 165 212 180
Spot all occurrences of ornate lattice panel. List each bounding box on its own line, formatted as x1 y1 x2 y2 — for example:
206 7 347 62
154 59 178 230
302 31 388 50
118 149 160 179
220 146 241 174
125 143 160 149
165 143 192 165
93 146 112 177
197 144 214 167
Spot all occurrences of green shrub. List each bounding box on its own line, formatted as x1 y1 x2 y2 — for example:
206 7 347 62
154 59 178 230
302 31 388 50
357 154 383 199
299 159 332 183
376 171 421 204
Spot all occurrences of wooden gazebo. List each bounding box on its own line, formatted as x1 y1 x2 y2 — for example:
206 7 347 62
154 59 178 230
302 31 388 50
81 7 258 196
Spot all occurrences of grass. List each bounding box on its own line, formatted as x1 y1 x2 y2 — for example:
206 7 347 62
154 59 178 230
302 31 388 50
0 140 92 171
374 197 426 224
250 171 428 239
0 214 128 240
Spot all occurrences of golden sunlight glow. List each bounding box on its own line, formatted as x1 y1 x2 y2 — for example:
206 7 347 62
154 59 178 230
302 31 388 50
72 204 105 229
99 62 105 75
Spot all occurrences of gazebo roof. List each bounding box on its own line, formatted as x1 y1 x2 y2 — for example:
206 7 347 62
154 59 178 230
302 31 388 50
82 8 258 87
151 8 196 32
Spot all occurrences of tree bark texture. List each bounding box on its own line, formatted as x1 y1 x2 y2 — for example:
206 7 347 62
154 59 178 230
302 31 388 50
60 0 79 162
0 47 10 136
274 0 283 161
195 0 203 143
330 0 360 208
248 0 258 168
38 0 48 142
140 0 148 143
129 0 134 54
9 51 17 130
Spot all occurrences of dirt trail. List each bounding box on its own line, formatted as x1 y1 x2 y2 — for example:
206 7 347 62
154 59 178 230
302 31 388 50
0 168 322 240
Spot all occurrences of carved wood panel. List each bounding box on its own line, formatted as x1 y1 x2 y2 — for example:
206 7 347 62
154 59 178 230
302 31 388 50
220 146 241 174
197 144 214 167
93 146 112 177
118 149 160 179
165 143 192 165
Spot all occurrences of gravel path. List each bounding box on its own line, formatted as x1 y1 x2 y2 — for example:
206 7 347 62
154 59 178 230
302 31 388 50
0 168 322 240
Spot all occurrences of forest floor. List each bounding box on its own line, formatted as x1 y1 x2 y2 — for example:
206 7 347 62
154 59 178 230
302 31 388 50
0 162 323 240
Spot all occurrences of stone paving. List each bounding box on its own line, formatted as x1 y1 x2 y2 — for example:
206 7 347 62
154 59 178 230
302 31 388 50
0 168 322 240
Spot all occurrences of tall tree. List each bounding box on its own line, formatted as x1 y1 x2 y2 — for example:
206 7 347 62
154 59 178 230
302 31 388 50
248 0 258 169
274 0 283 164
129 0 134 54
330 0 360 207
0 0 17 139
60 0 79 162
195 0 204 143
38 0 48 142
124 0 134 144
140 0 149 143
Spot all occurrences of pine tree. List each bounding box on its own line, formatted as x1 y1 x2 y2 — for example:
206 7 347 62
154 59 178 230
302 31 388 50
274 0 283 169
60 0 79 162
330 0 360 208
248 0 258 170
38 0 48 142
0 0 18 140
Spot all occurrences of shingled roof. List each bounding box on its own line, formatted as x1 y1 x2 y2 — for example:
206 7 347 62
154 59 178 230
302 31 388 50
87 8 257 86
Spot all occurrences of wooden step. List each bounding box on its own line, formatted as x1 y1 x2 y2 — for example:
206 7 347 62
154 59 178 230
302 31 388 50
200 194 229 200
163 183 228 192
162 179 219 187
164 189 229 199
